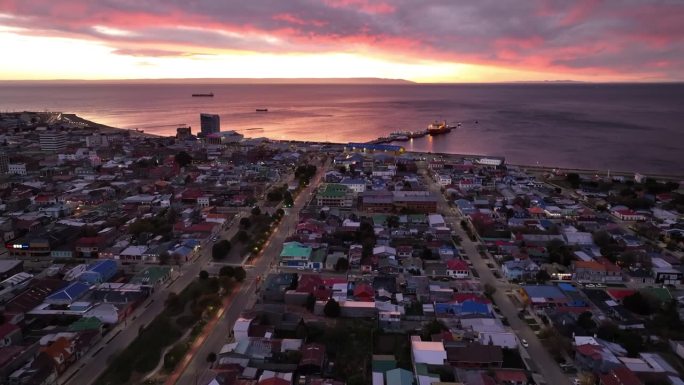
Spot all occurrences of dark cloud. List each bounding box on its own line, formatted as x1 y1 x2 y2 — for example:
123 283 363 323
0 0 682 79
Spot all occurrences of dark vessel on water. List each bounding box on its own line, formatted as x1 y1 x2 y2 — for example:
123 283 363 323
427 120 452 135
256 108 268 112
192 92 214 97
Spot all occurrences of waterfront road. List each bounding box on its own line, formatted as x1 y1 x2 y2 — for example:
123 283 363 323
422 167 570 385
172 161 327 385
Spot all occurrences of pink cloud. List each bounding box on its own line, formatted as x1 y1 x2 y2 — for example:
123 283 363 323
324 0 395 14
0 1 681 80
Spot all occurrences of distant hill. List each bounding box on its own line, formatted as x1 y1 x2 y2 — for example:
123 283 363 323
1 77 414 85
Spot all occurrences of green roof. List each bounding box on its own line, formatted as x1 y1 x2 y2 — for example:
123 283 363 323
372 215 389 225
280 242 312 258
642 287 672 303
386 368 414 385
372 358 397 374
318 183 350 198
131 266 171 285
68 317 103 332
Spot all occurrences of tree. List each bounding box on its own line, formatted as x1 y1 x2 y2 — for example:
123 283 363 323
324 299 341 317
386 215 400 229
566 173 581 188
239 217 251 228
236 230 249 243
484 283 497 298
275 208 285 218
623 292 655 315
305 294 316 311
546 239 573 266
199 270 209 280
233 267 246 282
334 257 349 272
174 151 192 168
212 240 232 260
577 311 596 330
206 352 217 365
421 319 447 340
159 251 170 265
536 269 551 283
219 266 235 277
283 191 294 207
251 206 261 216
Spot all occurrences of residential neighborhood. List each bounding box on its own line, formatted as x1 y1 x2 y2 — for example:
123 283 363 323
0 112 683 385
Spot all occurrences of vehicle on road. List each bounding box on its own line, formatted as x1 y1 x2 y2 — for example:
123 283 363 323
521 339 529 348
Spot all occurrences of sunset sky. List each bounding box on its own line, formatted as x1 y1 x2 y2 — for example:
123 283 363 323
0 0 682 82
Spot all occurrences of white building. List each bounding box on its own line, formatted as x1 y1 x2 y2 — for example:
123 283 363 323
436 174 452 186
411 336 446 365
7 163 26 175
39 130 67 152
428 214 446 228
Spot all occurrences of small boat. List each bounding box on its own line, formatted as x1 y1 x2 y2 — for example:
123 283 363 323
255 108 268 112
192 92 214 97
245 127 264 131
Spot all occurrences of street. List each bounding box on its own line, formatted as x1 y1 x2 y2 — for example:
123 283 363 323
171 161 327 385
59 211 247 385
422 167 571 385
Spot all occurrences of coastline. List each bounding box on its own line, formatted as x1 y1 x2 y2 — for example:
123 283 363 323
16 112 684 180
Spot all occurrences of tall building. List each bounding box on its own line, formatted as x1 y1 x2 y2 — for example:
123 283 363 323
176 126 193 140
0 152 8 174
39 130 67 152
200 113 220 136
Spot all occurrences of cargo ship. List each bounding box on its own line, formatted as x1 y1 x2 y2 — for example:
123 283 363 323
192 92 214 97
427 120 451 135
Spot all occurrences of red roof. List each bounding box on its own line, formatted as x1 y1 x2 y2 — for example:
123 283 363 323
576 344 603 359
606 289 636 301
600 367 643 385
453 293 490 304
76 236 106 247
296 275 331 300
258 378 291 385
299 343 325 368
494 369 528 384
447 259 468 271
353 283 374 301
0 323 19 339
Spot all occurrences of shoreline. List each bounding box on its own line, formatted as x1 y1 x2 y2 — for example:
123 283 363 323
13 112 684 180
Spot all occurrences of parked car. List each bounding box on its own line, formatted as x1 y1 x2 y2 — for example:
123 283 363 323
521 339 529 348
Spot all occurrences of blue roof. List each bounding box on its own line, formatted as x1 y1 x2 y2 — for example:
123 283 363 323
522 285 567 299
461 300 489 314
558 283 577 292
183 239 200 248
47 282 90 302
87 259 117 275
172 246 193 257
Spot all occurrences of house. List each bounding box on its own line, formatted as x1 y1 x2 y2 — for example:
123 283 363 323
45 282 90 305
279 242 312 268
78 260 118 284
353 282 374 302
385 368 415 385
446 343 503 368
40 336 75 374
611 208 646 222
599 366 643 385
502 259 539 280
340 178 366 193
316 184 354 208
519 285 569 308
410 336 446 365
575 344 621 373
0 324 21 347
446 259 470 279
299 343 325 374
494 369 529 385
573 259 622 283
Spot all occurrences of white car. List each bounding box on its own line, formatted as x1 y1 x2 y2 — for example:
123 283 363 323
585 284 596 288
521 339 529 348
